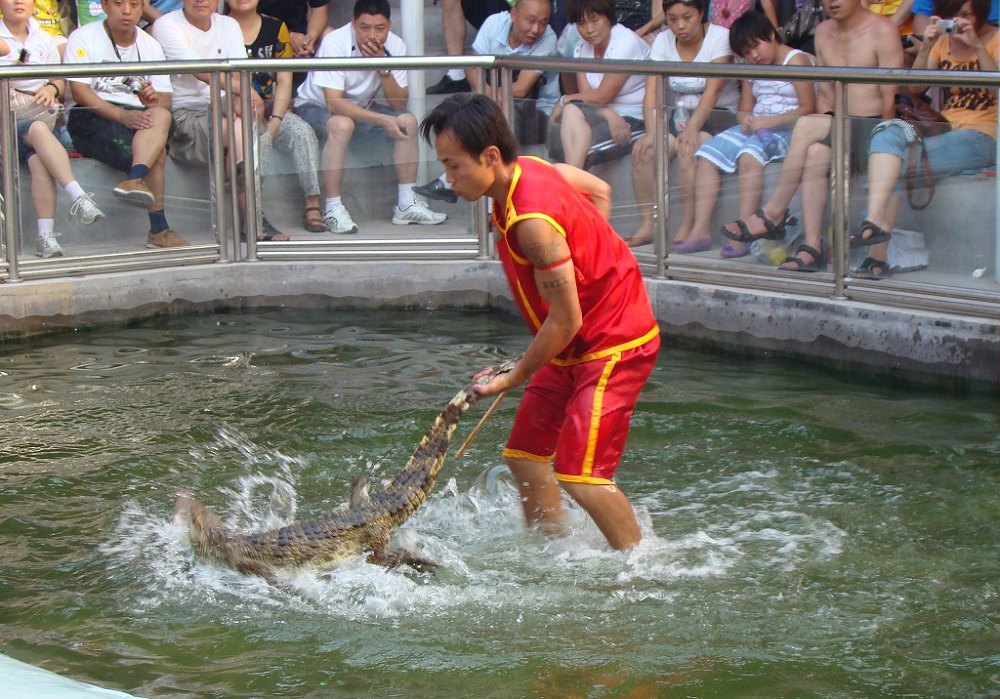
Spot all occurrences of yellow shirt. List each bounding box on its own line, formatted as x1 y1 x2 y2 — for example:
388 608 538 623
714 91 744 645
866 0 913 35
932 31 1000 138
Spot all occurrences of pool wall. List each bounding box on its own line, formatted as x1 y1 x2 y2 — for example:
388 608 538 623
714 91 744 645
0 260 996 385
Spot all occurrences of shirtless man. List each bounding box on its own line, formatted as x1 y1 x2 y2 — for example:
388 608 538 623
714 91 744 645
721 0 904 271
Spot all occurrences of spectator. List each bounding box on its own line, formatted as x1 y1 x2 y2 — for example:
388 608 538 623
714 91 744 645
720 0 903 271
293 0 447 235
64 0 189 249
468 0 561 144
4 0 71 56
912 0 997 42
627 0 740 248
852 0 997 278
427 0 513 95
255 0 328 58
226 0 326 233
414 0 560 202
704 11 816 258
1 0 104 258
547 0 649 168
153 0 287 240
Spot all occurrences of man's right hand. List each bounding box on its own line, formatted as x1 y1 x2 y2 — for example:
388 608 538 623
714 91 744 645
383 113 410 140
120 108 155 130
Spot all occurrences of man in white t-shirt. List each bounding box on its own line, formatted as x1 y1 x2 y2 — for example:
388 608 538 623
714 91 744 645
294 0 446 234
152 0 287 240
65 0 188 249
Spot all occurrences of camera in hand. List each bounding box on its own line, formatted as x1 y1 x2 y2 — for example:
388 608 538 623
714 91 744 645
937 18 957 33
121 76 150 94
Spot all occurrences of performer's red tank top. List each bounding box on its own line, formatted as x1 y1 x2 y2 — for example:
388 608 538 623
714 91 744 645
492 157 659 363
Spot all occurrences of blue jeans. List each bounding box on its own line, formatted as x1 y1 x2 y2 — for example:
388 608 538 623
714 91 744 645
869 123 997 189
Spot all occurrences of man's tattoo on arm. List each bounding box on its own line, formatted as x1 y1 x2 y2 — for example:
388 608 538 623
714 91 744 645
541 277 570 289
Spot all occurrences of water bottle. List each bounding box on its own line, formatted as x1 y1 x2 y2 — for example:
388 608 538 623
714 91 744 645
756 129 780 158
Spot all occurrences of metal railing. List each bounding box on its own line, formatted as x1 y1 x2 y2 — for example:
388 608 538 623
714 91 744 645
1 53 998 319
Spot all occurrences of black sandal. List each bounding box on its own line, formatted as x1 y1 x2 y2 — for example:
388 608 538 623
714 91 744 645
779 243 826 272
852 256 893 280
721 208 788 243
850 219 892 248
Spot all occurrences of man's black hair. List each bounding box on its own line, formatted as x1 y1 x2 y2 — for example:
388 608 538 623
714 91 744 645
420 94 519 164
354 0 391 19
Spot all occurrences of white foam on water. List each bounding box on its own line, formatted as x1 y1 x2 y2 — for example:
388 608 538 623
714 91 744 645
101 429 849 626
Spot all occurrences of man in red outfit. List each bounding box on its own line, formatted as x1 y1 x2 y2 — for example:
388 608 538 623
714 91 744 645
421 94 660 550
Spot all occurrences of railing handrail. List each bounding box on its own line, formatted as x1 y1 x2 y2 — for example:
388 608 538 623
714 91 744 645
4 52 998 89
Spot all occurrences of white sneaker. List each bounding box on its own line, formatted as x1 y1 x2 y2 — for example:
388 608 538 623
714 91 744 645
324 202 358 235
69 193 105 225
35 232 64 258
392 200 447 226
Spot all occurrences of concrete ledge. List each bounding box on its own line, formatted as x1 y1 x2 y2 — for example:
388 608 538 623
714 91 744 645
0 259 996 386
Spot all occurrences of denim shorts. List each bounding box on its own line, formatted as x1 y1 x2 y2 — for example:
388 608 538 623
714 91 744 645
295 100 406 145
869 122 997 186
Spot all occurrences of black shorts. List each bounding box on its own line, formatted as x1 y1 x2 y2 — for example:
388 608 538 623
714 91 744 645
67 105 157 172
547 102 644 163
461 0 511 29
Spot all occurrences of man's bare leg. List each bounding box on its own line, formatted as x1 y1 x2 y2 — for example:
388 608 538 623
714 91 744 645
506 457 564 533
322 114 355 198
561 480 641 550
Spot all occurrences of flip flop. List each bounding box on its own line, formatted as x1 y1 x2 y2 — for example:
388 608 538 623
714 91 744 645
850 219 892 247
670 238 713 253
720 242 751 258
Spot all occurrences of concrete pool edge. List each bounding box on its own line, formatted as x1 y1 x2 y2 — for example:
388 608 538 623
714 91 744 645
0 259 997 384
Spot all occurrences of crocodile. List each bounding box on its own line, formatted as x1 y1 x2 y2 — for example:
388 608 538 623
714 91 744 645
173 358 515 584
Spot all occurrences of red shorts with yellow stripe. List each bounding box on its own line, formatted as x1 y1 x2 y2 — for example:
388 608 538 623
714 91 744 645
502 335 660 485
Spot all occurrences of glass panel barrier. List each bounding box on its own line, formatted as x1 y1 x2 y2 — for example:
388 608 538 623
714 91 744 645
244 67 479 260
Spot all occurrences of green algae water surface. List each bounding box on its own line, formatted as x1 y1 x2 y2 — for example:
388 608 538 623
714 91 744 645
1 309 998 698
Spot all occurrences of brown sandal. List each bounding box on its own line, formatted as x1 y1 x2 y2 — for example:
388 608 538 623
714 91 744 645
303 206 326 232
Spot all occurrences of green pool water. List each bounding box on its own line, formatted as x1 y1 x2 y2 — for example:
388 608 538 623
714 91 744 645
1 308 998 698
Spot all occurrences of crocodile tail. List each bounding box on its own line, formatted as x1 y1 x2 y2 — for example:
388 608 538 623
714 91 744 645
174 490 236 560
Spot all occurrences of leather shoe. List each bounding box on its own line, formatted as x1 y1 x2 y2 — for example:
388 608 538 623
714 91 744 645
427 75 472 95
413 178 458 204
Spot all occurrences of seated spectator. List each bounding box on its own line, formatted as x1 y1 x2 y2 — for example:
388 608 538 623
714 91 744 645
253 0 329 93
254 0 328 58
469 0 561 144
1 0 104 259
852 0 997 279
64 0 188 249
627 0 740 248
720 0 902 271
546 0 649 168
912 0 996 44
414 0 560 202
152 0 287 240
427 0 513 94
226 0 326 233
293 0 447 234
700 11 815 257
